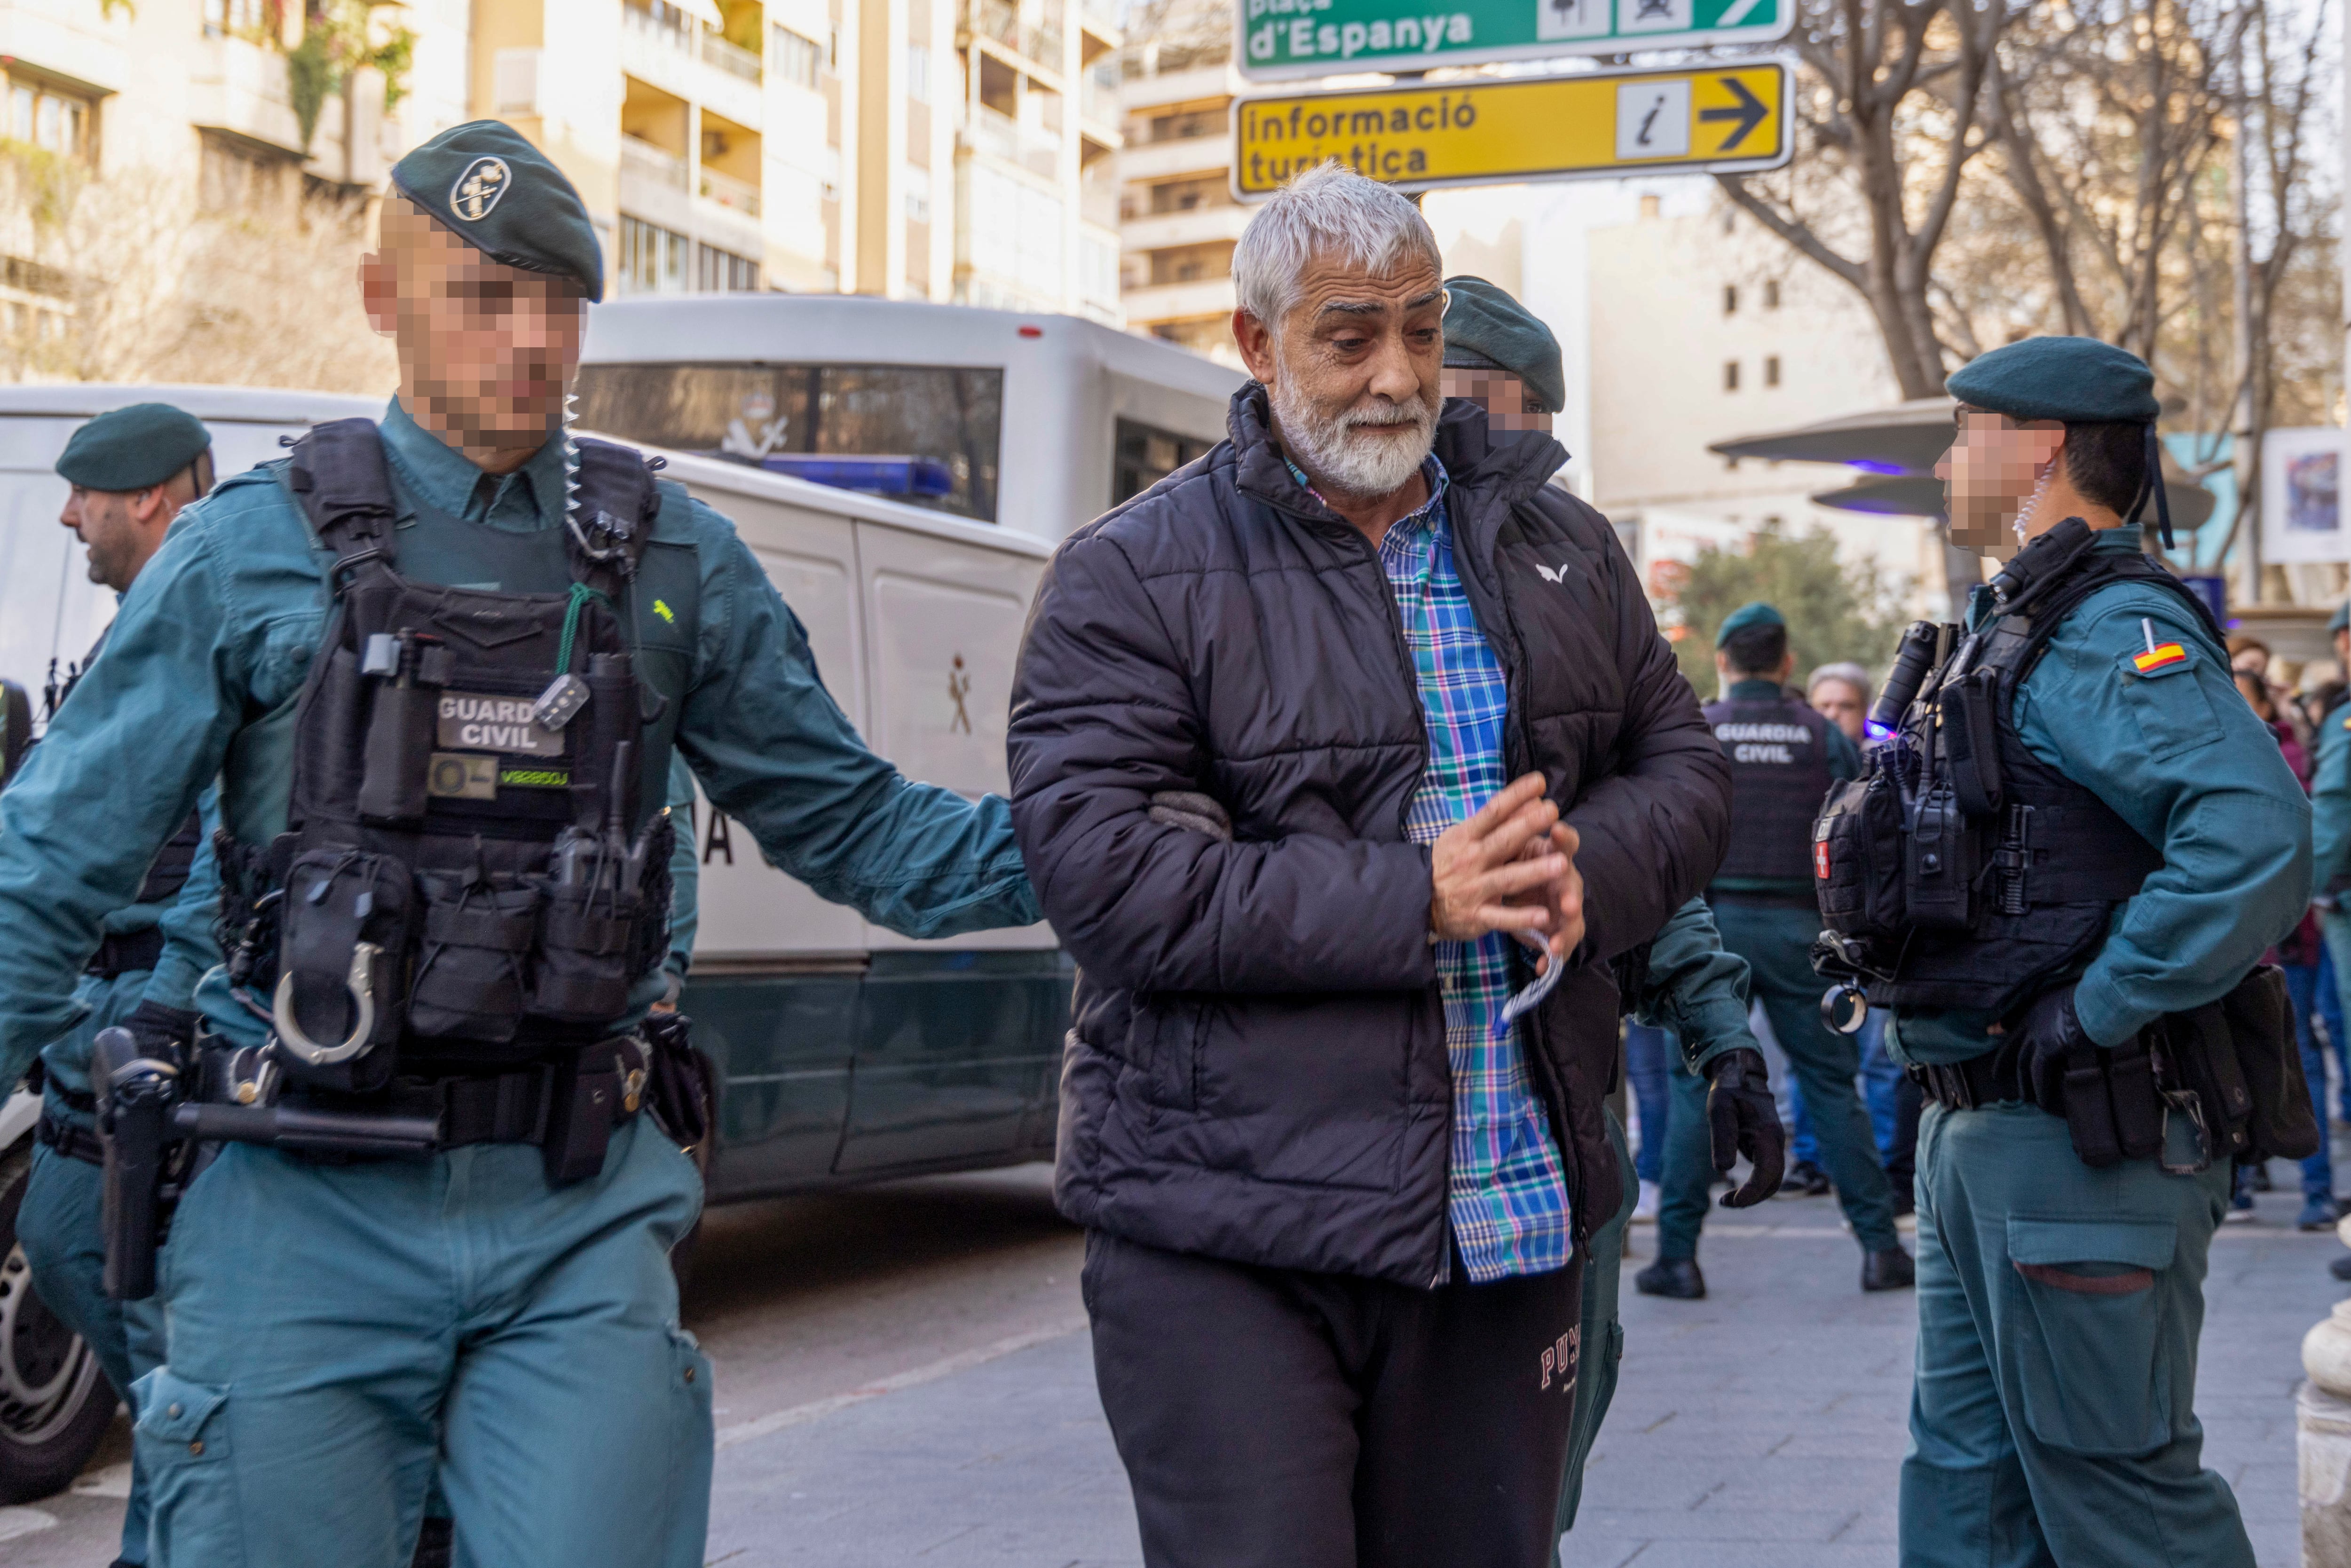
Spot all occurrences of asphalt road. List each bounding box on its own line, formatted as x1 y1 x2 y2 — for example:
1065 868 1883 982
3 1159 2341 1567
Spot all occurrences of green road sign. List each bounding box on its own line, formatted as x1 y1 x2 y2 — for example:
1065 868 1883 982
1237 0 1792 81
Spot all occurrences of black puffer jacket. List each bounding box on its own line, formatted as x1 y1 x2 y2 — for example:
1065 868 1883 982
1008 386 1729 1286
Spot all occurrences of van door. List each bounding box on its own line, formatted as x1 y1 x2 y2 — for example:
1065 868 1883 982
683 500 869 1190
834 519 1054 1172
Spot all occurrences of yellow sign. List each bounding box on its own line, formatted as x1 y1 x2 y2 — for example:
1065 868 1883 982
1230 62 1790 197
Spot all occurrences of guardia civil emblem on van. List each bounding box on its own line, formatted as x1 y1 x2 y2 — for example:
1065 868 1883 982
450 156 511 221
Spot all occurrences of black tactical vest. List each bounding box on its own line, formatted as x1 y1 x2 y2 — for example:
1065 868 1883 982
253 419 685 1093
1703 687 1835 887
1814 520 2209 1020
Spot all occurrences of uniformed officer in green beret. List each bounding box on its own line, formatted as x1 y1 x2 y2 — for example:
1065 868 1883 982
0 120 1040 1568
1637 599 1905 1301
1434 278 1791 1558
1867 336 2308 1566
14 401 221 1568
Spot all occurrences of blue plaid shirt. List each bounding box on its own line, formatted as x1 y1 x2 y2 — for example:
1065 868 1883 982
1292 456 1572 1283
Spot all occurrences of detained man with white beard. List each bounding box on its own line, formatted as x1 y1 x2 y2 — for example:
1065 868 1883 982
1006 163 1731 1567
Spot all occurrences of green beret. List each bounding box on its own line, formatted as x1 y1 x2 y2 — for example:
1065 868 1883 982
390 120 603 302
1442 276 1566 417
2330 602 2349 636
56 403 211 493
1945 336 2159 425
1715 601 1785 645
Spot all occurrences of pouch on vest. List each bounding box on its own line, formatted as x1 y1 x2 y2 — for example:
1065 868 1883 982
1938 669 2004 818
1814 767 1904 942
2219 964 2320 1160
407 871 541 1045
273 849 416 1093
1904 780 1976 932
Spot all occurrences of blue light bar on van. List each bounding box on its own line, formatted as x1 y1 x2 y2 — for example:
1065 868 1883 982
741 453 955 498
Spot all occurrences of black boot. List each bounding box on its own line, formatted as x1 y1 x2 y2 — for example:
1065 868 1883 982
1635 1257 1706 1300
1862 1246 1916 1292
1780 1159 1831 1198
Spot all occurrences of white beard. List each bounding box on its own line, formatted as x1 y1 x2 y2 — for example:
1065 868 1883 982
1271 366 1438 501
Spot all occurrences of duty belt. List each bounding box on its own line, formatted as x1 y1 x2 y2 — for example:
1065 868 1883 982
36 1109 106 1166
87 929 165 980
1908 1047 2048 1114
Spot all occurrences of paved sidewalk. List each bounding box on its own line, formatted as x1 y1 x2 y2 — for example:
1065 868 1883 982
704 1176 2341 1568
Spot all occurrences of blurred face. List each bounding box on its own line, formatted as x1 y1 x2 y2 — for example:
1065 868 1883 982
361 197 585 473
1811 677 1867 741
1441 366 1553 434
2234 670 2276 722
2232 647 2270 680
1937 407 2067 557
1235 253 1445 502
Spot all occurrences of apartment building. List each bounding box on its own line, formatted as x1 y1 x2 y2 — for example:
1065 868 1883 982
0 0 1120 317
1110 0 1243 364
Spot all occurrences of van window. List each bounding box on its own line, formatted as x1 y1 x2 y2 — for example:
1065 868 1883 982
574 363 1004 523
1113 418 1212 507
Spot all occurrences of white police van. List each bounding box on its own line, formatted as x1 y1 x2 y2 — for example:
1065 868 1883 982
0 297 1241 1503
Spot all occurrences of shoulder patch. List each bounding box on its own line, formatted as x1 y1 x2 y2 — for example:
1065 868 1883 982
2131 642 2189 675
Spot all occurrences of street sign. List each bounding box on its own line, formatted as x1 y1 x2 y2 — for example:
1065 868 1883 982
1237 0 1792 83
1230 62 1791 198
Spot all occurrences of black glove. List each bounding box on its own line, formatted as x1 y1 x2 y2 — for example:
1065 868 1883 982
1702 1047 1786 1207
121 1000 200 1062
2010 984 2090 1110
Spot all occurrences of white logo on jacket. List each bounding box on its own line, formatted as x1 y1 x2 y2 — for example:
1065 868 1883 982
1535 562 1573 583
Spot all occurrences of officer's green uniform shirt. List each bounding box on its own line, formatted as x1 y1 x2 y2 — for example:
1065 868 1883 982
0 397 1041 1080
2309 698 2351 889
1626 896 1757 1072
1890 528 2311 1065
1706 677 1862 900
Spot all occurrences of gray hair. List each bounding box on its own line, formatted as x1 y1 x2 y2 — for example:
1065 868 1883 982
1807 662 1872 701
1232 162 1444 328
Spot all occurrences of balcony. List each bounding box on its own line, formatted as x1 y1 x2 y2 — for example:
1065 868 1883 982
189 34 306 158
1118 131 1230 184
622 134 689 190
1081 64 1119 129
1122 275 1236 325
964 0 1064 71
962 103 1060 181
699 163 762 218
1122 203 1247 254
704 31 763 82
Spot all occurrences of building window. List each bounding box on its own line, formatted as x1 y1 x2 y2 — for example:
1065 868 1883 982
904 165 931 225
4 79 92 161
1763 278 1781 308
203 0 265 35
774 25 822 88
1723 284 1737 315
1723 360 1740 392
696 242 761 292
1765 355 1781 387
905 43 931 102
198 128 297 212
619 214 691 295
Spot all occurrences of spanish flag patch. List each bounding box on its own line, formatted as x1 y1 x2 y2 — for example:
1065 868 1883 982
2132 643 2187 674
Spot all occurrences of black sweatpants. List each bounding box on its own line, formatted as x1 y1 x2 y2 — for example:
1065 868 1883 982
1083 1229 1586 1568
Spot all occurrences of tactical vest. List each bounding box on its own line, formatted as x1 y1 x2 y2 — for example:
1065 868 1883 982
42 630 204 977
1703 688 1835 887
246 419 686 1094
1814 520 2205 1020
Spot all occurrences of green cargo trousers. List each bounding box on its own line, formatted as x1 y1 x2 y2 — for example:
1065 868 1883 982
1552 1109 1639 1557
17 1106 168 1565
1900 1101 2252 1568
134 1115 711 1568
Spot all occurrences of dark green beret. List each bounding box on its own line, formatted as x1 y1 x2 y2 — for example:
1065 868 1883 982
1442 276 1566 417
56 403 211 493
390 120 603 302
2330 602 2349 636
1945 336 2159 425
1715 600 1785 645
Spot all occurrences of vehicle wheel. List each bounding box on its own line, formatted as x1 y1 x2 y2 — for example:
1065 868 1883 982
0 1141 118 1503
